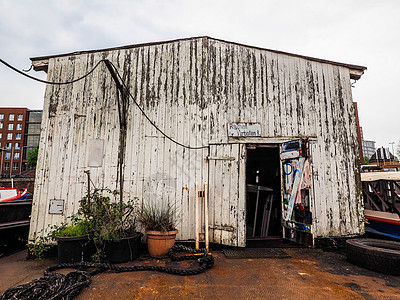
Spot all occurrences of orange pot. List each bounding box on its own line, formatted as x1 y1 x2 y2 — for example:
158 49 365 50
146 230 178 258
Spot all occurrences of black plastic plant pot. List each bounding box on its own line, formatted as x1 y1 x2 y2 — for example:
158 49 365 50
102 233 142 263
56 236 95 264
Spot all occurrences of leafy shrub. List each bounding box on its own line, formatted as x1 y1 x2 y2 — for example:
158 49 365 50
79 189 139 242
28 188 139 260
54 221 91 237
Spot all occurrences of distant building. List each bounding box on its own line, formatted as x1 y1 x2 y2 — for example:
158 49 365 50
362 140 376 159
363 146 400 172
0 108 42 177
23 110 43 164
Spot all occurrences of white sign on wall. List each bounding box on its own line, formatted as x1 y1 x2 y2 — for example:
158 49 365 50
49 199 64 214
88 139 104 167
227 123 261 137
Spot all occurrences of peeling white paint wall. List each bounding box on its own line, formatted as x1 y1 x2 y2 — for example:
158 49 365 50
29 37 364 246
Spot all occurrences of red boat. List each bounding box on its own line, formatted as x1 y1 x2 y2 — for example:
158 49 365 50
0 188 29 203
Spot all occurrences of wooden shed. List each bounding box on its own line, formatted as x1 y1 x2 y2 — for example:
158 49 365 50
29 36 366 247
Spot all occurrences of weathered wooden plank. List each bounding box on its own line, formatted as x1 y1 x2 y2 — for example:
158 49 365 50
28 57 56 241
61 55 85 219
237 143 246 247
264 51 274 137
229 144 239 246
208 145 220 244
324 63 341 235
312 61 329 236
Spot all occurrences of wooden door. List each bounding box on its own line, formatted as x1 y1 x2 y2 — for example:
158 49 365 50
208 144 246 247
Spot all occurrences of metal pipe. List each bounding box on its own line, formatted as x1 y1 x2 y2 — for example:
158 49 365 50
204 182 209 252
195 183 199 250
10 147 14 180
84 170 91 205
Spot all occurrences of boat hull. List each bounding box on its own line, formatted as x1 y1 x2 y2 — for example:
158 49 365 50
364 209 400 240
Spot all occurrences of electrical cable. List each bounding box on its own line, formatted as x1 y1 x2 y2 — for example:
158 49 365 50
0 58 208 150
22 65 33 72
106 60 209 150
0 58 105 85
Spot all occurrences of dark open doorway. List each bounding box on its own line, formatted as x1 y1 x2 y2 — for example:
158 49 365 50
246 144 282 243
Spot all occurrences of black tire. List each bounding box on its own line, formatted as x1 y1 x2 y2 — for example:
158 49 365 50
346 238 400 275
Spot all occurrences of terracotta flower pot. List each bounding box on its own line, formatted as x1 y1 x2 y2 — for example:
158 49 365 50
146 229 178 258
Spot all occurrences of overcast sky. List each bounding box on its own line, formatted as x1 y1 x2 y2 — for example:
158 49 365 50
0 0 399 151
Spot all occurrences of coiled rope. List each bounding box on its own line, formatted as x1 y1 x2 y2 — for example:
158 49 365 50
0 245 214 300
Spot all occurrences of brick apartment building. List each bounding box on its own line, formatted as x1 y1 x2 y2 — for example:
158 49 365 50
0 108 42 177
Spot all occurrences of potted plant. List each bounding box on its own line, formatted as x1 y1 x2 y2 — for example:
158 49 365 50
137 203 178 258
84 189 142 263
28 189 142 264
51 216 95 264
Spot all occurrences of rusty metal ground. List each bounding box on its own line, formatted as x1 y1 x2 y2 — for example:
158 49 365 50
1 248 399 299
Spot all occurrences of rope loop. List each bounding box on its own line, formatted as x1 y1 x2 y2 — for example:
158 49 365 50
0 246 214 300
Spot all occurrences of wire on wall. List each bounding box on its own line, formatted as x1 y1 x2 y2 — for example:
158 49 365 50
0 58 208 150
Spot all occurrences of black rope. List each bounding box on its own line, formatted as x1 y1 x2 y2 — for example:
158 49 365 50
0 58 208 150
0 245 214 300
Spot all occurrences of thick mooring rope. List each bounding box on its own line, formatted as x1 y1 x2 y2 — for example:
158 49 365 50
0 245 214 300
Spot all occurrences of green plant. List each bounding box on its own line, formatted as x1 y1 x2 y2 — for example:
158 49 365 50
28 188 140 260
53 220 91 237
80 189 139 242
27 145 39 168
28 215 89 259
137 203 177 232
28 233 53 260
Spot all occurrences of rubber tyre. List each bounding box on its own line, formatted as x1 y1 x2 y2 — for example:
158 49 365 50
346 238 400 275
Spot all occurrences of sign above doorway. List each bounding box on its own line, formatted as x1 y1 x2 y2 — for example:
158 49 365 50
227 123 261 137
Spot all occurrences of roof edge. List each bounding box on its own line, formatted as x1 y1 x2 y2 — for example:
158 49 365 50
30 36 367 76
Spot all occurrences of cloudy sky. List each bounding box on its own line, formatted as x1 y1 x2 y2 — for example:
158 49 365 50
0 0 399 151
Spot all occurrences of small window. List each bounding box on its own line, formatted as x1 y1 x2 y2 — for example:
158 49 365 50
16 123 22 130
12 162 18 170
7 133 12 140
14 152 20 160
6 142 12 149
0 114 4 120
5 153 10 160
17 114 23 121
0 122 3 129
16 133 21 140
9 114 14 121
8 123 13 130
4 162 9 170
15 142 20 149
0 133 2 140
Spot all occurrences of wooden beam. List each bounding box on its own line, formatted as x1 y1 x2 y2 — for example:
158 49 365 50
349 69 364 80
31 59 49 72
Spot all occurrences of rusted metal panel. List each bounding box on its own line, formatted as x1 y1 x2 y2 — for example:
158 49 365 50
29 37 364 246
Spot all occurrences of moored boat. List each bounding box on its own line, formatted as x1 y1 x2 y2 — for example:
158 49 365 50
0 188 29 203
361 171 400 240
